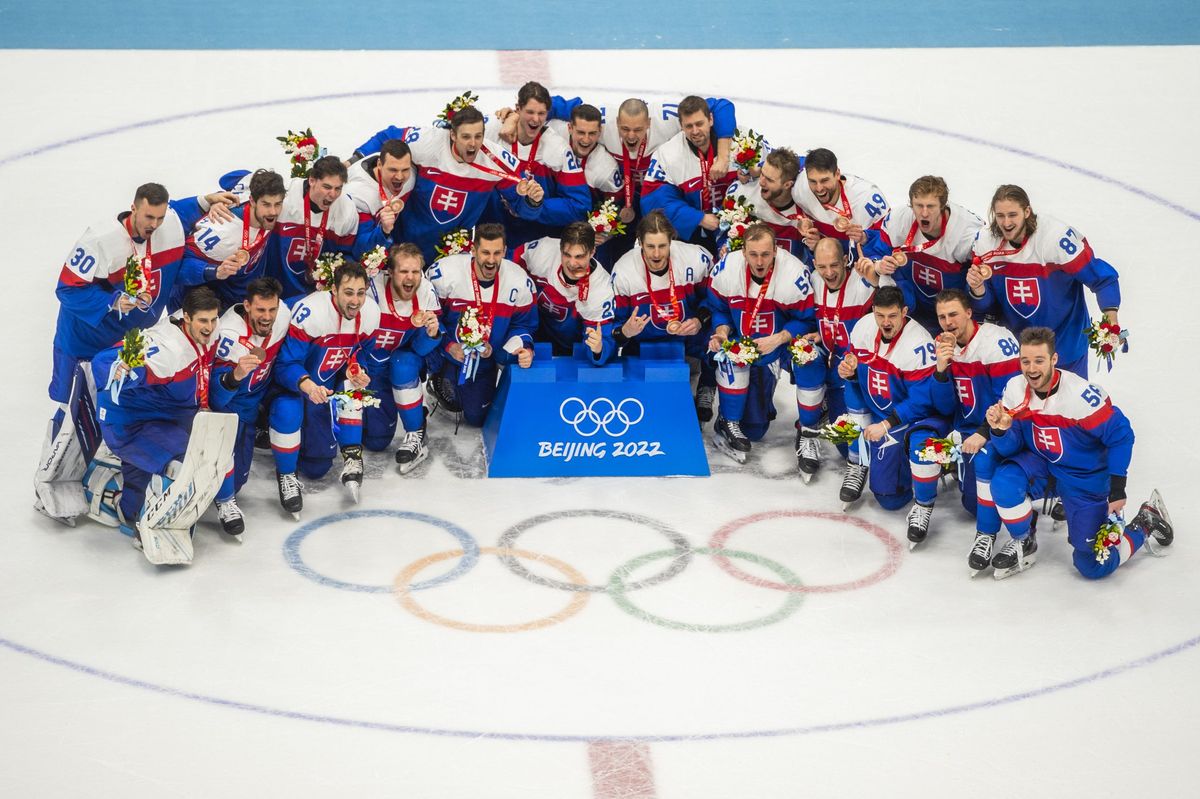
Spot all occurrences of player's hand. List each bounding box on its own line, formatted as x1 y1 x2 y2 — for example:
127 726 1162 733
595 231 611 246
754 330 788 355
712 153 729 178
985 402 1012 431
216 256 241 279
232 353 262 381
378 204 398 235
935 332 956 371
961 432 987 455
802 227 821 251
516 347 534 368
673 318 701 337
300 378 332 405
847 224 867 245
481 341 494 359
134 291 153 310
519 180 545 204
618 204 635 224
412 310 439 338
876 254 902 275
855 257 879 285
864 421 890 442
622 309 651 338
802 332 821 344
498 110 518 143
447 342 465 361
1104 309 1120 327
796 217 816 237
115 294 138 314
966 263 989 295
837 351 858 379
1108 498 1126 516
585 325 603 355
699 213 721 232
204 192 239 223
348 370 371 390
708 328 729 352
738 171 752 184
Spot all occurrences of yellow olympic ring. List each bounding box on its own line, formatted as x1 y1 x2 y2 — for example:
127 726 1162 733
394 547 591 633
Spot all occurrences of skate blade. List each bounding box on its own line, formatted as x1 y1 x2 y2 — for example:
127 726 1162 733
800 471 813 484
969 565 991 578
34 502 77 527
908 540 923 552
398 451 429 475
345 482 361 503
1149 489 1173 528
993 556 1036 580
291 512 302 522
711 435 747 464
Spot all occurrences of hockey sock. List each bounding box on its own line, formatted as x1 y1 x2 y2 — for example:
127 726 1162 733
794 384 824 429
909 438 941 505
975 478 1002 535
393 383 424 434
998 498 1034 539
215 469 235 503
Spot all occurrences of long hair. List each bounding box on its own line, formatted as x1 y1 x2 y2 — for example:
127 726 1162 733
989 184 1038 239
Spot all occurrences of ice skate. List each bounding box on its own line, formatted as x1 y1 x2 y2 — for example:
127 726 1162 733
968 533 994 577
428 374 462 415
992 532 1038 579
277 471 303 521
695 384 716 423
394 421 429 475
341 445 364 502
216 497 245 537
906 502 934 550
795 429 820 483
712 416 750 464
1133 489 1174 556
839 463 868 511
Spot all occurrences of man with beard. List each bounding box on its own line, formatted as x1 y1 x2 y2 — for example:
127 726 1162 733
269 156 361 300
863 176 985 334
723 147 814 258
353 107 546 264
642 95 740 255
904 289 1020 562
966 184 1122 378
361 244 442 473
793 148 889 255
836 286 939 513
177 169 286 310
983 327 1172 579
209 278 291 535
429 224 538 428
703 224 816 462
512 221 617 365
344 139 415 254
271 264 380 510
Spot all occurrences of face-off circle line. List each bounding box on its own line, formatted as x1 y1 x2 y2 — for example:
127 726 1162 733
708 510 903 593
496 509 693 593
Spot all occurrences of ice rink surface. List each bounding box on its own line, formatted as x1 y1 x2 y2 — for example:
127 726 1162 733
1 46 1199 797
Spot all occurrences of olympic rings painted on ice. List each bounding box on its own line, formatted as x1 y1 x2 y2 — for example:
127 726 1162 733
558 396 645 437
285 508 903 632
608 548 806 632
708 510 903 594
394 547 591 633
496 509 692 593
283 509 479 594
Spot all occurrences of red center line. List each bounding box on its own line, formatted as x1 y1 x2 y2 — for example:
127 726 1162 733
588 740 657 799
498 50 551 86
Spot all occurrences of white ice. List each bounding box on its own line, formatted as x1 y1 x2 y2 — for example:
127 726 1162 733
1 47 1198 798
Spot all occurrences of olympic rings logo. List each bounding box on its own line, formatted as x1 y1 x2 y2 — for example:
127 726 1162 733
558 397 645 438
283 509 904 634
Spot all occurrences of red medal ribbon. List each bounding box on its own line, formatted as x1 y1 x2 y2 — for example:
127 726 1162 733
303 190 330 267
385 280 420 321
642 251 680 322
870 319 908 362
822 182 853 221
183 331 213 410
697 141 715 212
560 263 590 303
467 144 524 185
1004 370 1060 419
622 137 648 209
819 277 850 351
740 260 774 337
898 209 948 254
974 236 1027 266
123 215 154 290
241 206 267 258
512 128 543 175
470 259 501 333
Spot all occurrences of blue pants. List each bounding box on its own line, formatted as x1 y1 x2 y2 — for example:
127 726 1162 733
216 419 256 502
908 423 989 516
441 355 498 428
363 350 427 449
714 362 778 441
270 390 363 479
990 451 1145 579
49 346 85 404
101 418 192 523
860 416 948 511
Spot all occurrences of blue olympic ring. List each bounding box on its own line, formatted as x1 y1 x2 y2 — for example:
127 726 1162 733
283 509 479 593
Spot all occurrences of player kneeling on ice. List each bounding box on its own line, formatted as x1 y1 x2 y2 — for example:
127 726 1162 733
903 289 1021 562
703 223 817 464
982 327 1172 579
836 286 942 513
271 263 381 510
208 278 290 535
87 287 238 565
361 243 443 474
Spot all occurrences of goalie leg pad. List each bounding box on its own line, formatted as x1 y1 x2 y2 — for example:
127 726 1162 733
137 411 238 539
35 361 101 520
83 443 125 528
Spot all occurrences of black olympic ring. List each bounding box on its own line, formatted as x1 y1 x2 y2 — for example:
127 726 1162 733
496 509 692 593
558 397 645 438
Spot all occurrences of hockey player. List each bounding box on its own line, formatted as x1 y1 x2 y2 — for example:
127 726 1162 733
429 223 538 427
793 148 889 254
271 263 381 509
864 176 984 334
544 104 624 266
724 148 815 258
792 238 890 480
209 278 291 535
704 223 817 462
611 211 717 420
344 139 415 255
486 81 591 248
904 289 1021 560
361 243 442 473
353 106 547 264
511 222 617 365
837 286 939 512
40 182 233 524
966 185 1122 377
641 95 740 255
176 169 286 311
90 286 238 565
266 156 361 301
983 327 1172 579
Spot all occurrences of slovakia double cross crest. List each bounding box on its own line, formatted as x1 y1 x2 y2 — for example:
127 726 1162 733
1005 276 1041 318
1033 424 1064 462
868 368 892 408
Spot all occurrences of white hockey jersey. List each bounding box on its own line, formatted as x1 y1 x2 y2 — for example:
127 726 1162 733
792 173 889 241
879 201 983 300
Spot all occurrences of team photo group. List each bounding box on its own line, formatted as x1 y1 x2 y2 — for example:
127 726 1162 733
33 80 1175 577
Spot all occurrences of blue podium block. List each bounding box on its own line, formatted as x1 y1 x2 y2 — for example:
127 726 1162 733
482 342 710 478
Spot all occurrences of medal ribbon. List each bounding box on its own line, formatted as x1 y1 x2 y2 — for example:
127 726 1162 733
899 209 948 253
822 183 852 221
303 191 330 266
470 259 501 333
241 206 267 258
740 261 774 337
467 144 524 185
642 251 680 322
622 138 648 209
512 127 543 175
123 215 154 296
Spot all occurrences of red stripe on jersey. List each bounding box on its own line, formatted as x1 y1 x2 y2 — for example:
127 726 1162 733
640 178 666 196
910 250 961 272
1025 399 1113 431
1057 241 1096 275
854 351 935 383
58 265 91 287
288 324 312 343
418 167 499 193
949 357 1020 378
554 169 587 187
